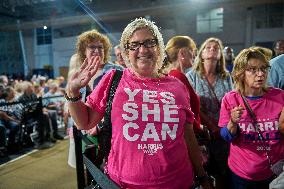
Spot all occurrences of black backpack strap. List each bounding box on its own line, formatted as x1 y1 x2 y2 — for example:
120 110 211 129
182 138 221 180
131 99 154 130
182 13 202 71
104 69 123 128
97 70 123 166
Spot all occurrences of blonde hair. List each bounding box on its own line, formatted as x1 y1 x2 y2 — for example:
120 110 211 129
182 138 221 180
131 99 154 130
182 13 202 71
160 36 196 73
192 37 229 79
250 46 273 61
120 18 165 68
232 48 269 95
14 82 23 94
76 29 112 64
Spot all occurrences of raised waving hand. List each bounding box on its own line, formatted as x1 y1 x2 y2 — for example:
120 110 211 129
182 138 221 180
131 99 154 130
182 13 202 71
67 56 100 96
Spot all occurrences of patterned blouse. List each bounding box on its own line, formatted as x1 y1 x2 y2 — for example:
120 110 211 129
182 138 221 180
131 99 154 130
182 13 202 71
186 70 233 122
0 98 23 120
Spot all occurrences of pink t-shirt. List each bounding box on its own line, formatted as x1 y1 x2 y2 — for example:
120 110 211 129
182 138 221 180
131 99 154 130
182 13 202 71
87 68 195 188
219 88 284 181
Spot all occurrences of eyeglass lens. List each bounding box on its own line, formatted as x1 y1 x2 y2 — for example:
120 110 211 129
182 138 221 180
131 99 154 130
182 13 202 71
126 39 157 51
87 45 103 51
247 66 270 74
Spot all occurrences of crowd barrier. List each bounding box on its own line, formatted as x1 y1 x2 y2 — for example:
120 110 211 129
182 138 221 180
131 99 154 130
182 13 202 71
0 95 64 149
0 95 64 107
1 95 119 189
73 126 119 189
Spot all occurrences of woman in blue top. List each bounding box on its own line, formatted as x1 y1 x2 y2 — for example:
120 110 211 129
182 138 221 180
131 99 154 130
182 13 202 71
186 37 233 189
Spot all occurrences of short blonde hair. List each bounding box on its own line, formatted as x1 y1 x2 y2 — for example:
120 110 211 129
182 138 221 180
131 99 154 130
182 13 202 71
76 29 112 64
192 37 229 79
120 18 165 68
232 48 269 95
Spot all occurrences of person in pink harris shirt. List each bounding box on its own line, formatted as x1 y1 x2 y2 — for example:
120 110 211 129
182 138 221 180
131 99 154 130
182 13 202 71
219 48 284 189
66 18 211 189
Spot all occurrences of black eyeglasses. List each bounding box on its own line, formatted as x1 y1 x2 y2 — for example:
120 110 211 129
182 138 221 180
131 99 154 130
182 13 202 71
125 39 158 51
246 66 271 74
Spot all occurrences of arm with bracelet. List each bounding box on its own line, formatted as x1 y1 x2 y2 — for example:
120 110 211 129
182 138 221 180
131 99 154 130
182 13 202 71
66 56 104 130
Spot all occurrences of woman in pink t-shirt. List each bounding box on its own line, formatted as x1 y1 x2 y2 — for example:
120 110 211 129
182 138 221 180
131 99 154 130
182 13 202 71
66 18 212 188
219 48 284 189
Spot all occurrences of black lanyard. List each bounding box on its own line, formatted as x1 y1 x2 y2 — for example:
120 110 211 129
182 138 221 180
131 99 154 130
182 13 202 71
241 94 273 168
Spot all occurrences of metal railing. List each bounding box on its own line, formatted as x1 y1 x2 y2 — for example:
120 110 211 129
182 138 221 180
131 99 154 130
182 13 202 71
73 126 119 189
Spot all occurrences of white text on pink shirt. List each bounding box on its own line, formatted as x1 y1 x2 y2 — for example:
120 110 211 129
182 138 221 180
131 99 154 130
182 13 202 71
121 88 180 155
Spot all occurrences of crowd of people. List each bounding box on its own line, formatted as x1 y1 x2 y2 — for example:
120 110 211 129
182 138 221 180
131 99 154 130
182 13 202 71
1 17 283 189
65 18 284 189
0 74 66 158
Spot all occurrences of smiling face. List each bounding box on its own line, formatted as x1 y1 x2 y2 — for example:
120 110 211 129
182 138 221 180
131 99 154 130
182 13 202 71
244 58 269 93
84 40 104 64
126 28 159 77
